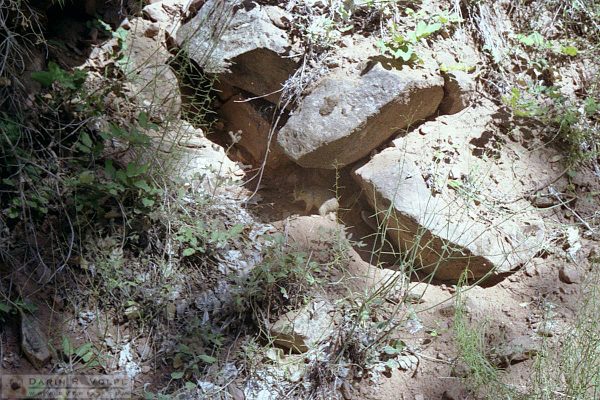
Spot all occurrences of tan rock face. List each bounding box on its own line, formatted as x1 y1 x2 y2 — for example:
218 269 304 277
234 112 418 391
438 70 476 115
277 63 444 169
155 120 243 184
122 20 181 119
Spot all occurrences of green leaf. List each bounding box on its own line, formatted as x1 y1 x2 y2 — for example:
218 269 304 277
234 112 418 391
114 26 129 43
126 163 139 178
62 336 74 356
0 302 12 313
448 180 462 189
81 351 94 363
184 381 197 390
415 21 441 39
116 170 127 183
30 62 62 87
75 343 93 358
383 345 401 355
394 47 415 62
182 248 196 257
560 45 578 56
177 344 192 355
78 170 95 184
584 97 598 116
80 132 93 148
141 198 155 207
171 371 184 380
134 180 151 192
517 32 546 47
198 354 217 364
138 112 149 128
105 160 116 178
30 71 55 87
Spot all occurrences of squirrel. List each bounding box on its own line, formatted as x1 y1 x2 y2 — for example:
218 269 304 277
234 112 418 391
292 186 339 216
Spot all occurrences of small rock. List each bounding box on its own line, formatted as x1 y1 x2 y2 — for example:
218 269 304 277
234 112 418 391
341 382 353 400
405 291 425 304
536 320 557 337
549 154 563 163
438 302 456 317
119 18 131 30
256 389 273 400
524 261 538 277
559 265 580 284
492 335 539 367
265 5 291 29
442 387 466 400
270 300 334 353
415 394 425 400
20 311 51 369
137 342 151 360
531 193 555 208
165 303 176 321
144 22 161 38
105 337 116 349
124 303 141 320
227 384 245 400
398 354 419 370
450 362 469 378
285 362 306 382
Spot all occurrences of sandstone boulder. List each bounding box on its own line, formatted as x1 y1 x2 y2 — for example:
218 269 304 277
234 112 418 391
176 0 297 105
277 63 444 169
354 147 544 282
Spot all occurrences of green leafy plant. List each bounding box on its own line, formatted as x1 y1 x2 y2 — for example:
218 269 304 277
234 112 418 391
235 234 322 322
171 342 218 381
503 83 599 166
516 31 579 57
31 62 87 89
377 8 462 63
61 336 103 369
175 221 244 258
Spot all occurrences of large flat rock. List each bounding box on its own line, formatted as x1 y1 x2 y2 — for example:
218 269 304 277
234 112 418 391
277 64 444 169
354 103 546 281
176 0 297 104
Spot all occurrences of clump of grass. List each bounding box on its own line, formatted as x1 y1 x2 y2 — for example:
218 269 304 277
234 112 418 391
453 273 517 399
530 261 600 399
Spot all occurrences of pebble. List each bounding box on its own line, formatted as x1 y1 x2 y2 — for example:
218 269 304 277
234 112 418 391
559 265 580 284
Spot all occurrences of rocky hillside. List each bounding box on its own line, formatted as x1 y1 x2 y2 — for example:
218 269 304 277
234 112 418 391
0 0 599 399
